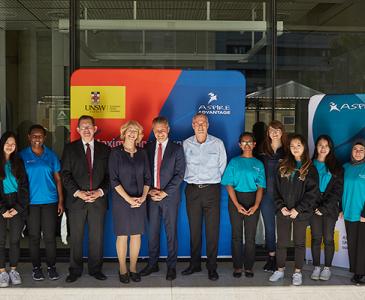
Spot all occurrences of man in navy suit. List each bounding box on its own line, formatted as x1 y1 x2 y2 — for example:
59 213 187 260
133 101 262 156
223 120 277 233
140 116 185 281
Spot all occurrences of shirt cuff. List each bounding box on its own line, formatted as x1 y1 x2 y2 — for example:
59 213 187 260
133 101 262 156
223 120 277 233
73 190 80 198
98 188 104 197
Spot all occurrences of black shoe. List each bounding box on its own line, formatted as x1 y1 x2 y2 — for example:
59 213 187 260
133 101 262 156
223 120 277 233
166 268 176 281
139 264 159 277
47 266 60 281
66 273 80 283
181 266 202 276
208 270 219 281
351 274 364 285
130 272 141 282
245 271 254 278
233 270 242 278
263 256 276 273
90 271 107 281
32 267 45 281
119 272 129 284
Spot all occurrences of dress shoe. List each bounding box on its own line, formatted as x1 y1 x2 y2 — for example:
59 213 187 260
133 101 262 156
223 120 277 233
166 268 176 281
119 272 129 284
130 272 141 282
65 273 80 283
232 270 242 278
90 271 107 280
245 271 254 278
181 266 202 276
351 274 364 285
139 264 159 277
208 270 219 281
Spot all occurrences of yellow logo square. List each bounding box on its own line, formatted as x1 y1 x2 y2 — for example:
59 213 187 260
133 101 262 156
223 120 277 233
71 86 125 119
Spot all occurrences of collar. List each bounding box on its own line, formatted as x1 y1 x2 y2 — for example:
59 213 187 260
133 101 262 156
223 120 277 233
156 139 169 148
82 139 94 147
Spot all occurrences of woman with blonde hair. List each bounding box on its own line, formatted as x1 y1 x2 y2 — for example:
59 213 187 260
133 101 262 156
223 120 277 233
109 120 151 283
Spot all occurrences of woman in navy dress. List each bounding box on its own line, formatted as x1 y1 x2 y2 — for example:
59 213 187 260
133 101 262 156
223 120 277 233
109 120 151 284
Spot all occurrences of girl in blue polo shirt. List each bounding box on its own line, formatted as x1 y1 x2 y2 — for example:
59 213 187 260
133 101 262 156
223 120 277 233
222 132 266 278
342 139 365 285
19 125 64 281
0 132 29 287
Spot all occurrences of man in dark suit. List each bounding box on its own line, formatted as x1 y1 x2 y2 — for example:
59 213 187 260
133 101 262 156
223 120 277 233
139 116 185 281
61 115 110 283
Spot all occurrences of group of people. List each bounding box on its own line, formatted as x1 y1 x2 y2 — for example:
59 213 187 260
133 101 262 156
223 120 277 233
0 113 364 288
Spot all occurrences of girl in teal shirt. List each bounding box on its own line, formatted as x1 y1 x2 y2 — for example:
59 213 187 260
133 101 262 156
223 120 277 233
342 139 365 284
222 132 266 278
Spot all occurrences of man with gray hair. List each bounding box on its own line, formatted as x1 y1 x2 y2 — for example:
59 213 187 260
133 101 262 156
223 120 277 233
181 113 227 281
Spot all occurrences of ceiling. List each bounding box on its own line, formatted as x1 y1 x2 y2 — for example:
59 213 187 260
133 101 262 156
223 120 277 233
0 0 363 31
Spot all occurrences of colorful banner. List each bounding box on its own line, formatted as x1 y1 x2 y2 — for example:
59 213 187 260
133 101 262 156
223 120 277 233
307 93 365 268
70 69 246 257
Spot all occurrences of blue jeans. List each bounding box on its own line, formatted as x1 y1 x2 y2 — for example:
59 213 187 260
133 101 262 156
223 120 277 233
260 193 276 253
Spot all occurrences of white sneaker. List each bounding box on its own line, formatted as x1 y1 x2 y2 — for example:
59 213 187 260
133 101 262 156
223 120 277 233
9 269 22 285
0 271 10 288
320 267 331 281
311 266 321 280
269 270 284 282
292 272 303 286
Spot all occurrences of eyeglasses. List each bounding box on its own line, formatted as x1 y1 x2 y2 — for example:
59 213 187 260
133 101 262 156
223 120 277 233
79 126 94 131
241 141 253 146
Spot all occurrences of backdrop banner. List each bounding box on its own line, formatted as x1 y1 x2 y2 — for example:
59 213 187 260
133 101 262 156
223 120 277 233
307 93 365 268
70 69 246 257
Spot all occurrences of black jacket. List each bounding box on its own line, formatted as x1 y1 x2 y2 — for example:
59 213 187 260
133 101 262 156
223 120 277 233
315 168 344 220
274 164 320 221
0 159 29 216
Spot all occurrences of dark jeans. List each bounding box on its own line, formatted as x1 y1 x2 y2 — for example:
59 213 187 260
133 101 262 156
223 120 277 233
28 203 58 268
260 192 276 253
345 221 365 275
185 183 220 271
147 195 179 269
310 214 337 267
276 214 308 270
0 213 24 268
228 191 259 270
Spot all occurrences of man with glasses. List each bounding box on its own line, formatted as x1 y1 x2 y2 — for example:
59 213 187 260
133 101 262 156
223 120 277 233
61 115 110 283
181 113 227 281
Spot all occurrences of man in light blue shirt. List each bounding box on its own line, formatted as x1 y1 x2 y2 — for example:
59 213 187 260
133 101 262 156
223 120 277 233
181 113 227 281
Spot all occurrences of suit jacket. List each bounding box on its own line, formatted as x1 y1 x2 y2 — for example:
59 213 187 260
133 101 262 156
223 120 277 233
61 139 110 210
146 140 185 200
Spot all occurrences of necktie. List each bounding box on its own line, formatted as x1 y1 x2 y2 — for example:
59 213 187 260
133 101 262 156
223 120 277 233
156 143 162 189
86 143 93 190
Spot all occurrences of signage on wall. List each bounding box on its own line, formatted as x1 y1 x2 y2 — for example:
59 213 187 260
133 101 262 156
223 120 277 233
70 69 246 257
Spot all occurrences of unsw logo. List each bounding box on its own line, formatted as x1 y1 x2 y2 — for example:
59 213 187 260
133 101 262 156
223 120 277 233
198 92 231 115
329 101 365 112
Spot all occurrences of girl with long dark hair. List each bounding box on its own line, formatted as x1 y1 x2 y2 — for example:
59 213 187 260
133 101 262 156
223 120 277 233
269 134 319 286
258 120 287 272
310 135 343 281
0 132 29 287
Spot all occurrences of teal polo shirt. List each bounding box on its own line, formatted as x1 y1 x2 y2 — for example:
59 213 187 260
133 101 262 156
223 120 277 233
221 156 266 192
19 146 60 205
3 160 18 194
313 159 332 193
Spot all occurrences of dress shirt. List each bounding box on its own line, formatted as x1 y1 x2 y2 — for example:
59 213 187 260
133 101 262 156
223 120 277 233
153 139 169 188
183 134 227 184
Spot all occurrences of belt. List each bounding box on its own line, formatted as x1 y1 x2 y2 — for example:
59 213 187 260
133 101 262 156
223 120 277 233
189 183 216 189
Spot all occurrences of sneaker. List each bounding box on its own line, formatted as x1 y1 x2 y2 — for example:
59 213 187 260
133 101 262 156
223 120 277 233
9 269 22 285
292 272 303 286
311 266 321 280
263 256 276 272
269 270 284 282
0 272 10 288
47 266 60 280
319 267 331 281
32 267 45 281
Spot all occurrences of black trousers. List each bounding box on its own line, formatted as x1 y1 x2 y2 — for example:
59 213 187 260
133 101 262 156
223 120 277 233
276 214 308 270
228 191 259 270
185 184 220 271
68 205 106 276
147 195 179 269
310 214 337 267
28 203 58 268
345 220 365 275
0 213 24 269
